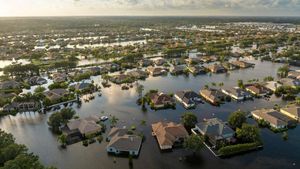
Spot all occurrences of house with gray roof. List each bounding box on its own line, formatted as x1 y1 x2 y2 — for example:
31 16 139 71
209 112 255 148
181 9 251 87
106 127 142 156
221 87 252 101
174 90 200 109
192 118 235 147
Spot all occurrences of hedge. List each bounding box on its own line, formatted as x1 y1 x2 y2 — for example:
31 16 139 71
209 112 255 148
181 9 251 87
218 142 261 156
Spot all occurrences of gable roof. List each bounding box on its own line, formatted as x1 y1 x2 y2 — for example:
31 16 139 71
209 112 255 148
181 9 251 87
195 118 234 139
281 105 300 118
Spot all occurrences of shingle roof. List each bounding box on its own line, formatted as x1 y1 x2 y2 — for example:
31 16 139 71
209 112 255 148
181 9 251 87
196 118 234 139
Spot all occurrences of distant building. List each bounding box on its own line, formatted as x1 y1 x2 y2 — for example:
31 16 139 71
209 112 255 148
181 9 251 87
106 127 142 156
127 70 148 80
199 88 225 105
170 65 186 75
264 81 282 92
245 83 270 96
151 121 188 150
43 89 69 102
279 78 300 88
231 60 254 68
146 67 167 76
207 64 227 73
0 80 20 90
149 92 175 108
221 87 252 101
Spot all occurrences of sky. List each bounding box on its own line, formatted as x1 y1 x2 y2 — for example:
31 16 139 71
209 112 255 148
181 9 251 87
0 0 299 17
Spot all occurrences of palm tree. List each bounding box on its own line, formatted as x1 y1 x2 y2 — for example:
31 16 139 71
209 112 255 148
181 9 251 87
110 115 119 127
136 83 144 99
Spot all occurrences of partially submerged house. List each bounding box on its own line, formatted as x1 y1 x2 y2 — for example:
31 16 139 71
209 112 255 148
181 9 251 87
251 109 295 129
52 73 68 83
127 70 148 80
207 64 227 73
192 118 235 147
0 80 20 90
43 88 69 102
199 88 225 105
279 78 300 88
245 83 270 96
231 60 254 68
146 67 167 76
2 101 39 112
27 76 47 86
264 81 282 92
280 105 300 122
151 121 188 150
221 87 252 101
149 92 175 109
170 65 186 75
174 90 201 109
187 65 206 75
63 115 102 144
106 127 142 156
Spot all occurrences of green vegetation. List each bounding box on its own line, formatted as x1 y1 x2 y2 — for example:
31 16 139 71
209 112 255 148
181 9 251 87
48 82 68 90
218 142 261 157
236 124 261 143
183 135 204 156
181 112 198 130
0 129 56 169
277 65 289 78
48 108 76 134
228 110 247 129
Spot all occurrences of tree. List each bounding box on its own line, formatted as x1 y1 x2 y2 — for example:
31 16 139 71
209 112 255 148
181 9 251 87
110 115 119 127
34 86 46 94
236 124 260 143
1 153 45 169
0 143 27 164
48 112 63 134
277 65 289 78
60 108 76 123
183 135 204 156
237 79 244 89
136 83 144 99
181 112 198 129
228 110 246 129
57 134 67 148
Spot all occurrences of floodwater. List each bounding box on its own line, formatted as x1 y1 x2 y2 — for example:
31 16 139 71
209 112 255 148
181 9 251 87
0 60 299 169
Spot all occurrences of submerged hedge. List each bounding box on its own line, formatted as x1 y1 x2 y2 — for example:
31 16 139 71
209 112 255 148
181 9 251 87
218 142 262 156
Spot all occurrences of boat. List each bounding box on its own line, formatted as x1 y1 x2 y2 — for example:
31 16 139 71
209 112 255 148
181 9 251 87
100 116 108 121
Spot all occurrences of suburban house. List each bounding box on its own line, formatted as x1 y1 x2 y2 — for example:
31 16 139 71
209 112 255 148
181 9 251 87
174 90 201 109
146 67 167 76
27 76 47 85
207 64 227 73
279 78 300 88
251 109 295 129
245 83 270 96
199 88 225 105
110 74 133 84
287 70 300 79
221 87 252 101
170 65 186 75
280 105 300 122
231 60 254 68
151 121 188 150
171 58 185 66
264 81 282 92
127 70 148 80
43 88 69 102
2 101 39 112
149 92 175 108
71 82 93 92
222 62 238 70
62 115 102 144
192 118 235 147
139 59 153 67
185 58 202 65
0 80 20 90
154 58 166 66
52 73 68 83
106 127 142 156
187 65 206 75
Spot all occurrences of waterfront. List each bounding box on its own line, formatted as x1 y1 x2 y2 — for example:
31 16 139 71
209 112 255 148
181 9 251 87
0 60 299 169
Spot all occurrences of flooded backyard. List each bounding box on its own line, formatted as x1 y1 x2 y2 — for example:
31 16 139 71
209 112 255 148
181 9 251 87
0 60 299 169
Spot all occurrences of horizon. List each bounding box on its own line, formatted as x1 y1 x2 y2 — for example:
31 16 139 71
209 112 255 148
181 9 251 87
0 0 299 17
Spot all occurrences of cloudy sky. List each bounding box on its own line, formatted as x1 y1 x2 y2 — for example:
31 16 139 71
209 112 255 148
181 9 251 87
0 0 299 16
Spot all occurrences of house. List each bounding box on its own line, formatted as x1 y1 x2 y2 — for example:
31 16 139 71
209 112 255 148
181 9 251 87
221 87 252 101
231 60 254 68
170 65 186 75
43 88 68 101
2 101 39 112
207 64 227 73
106 127 142 156
149 92 175 108
52 73 68 83
287 71 300 79
154 58 166 66
110 74 133 84
199 88 225 105
63 115 102 144
71 82 93 92
127 70 148 80
187 65 206 75
245 84 270 96
139 59 153 67
0 80 20 90
192 118 235 147
146 67 167 76
27 76 47 85
251 109 295 129
151 121 188 150
185 58 202 65
279 78 300 88
199 55 217 63
174 90 201 109
264 81 282 92
222 62 238 70
280 105 300 122
171 58 185 66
